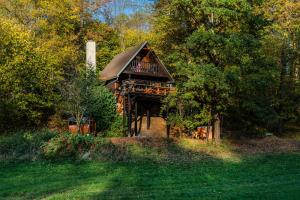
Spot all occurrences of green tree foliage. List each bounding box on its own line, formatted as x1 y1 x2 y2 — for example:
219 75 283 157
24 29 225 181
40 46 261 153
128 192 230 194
1 0 298 138
163 64 229 135
86 83 117 132
112 12 154 51
0 17 62 128
153 0 283 137
59 70 117 133
0 0 119 130
97 0 154 50
257 0 300 130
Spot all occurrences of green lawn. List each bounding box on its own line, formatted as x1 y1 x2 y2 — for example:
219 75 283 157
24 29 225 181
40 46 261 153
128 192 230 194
1 152 300 200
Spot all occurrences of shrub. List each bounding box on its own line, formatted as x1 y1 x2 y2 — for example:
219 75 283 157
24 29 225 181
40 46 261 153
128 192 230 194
1 129 134 162
41 133 95 159
104 115 124 137
41 133 131 161
0 129 57 160
87 84 117 132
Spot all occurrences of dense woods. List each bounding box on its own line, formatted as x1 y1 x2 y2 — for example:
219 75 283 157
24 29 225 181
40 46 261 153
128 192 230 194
0 0 299 138
153 0 300 138
1 2 300 199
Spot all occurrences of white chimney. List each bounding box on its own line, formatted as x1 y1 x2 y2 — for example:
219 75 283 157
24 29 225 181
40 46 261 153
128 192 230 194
86 40 96 72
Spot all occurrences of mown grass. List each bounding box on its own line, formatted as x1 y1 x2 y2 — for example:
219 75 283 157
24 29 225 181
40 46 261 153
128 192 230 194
1 140 300 200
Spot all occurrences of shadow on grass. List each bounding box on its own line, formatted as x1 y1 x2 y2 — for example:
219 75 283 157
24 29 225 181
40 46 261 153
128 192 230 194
1 138 300 200
89 139 300 200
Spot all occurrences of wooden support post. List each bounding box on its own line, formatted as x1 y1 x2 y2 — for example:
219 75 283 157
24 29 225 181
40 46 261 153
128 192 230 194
139 114 142 134
134 101 138 136
128 94 132 136
166 124 170 138
166 102 170 138
146 109 150 130
122 95 126 135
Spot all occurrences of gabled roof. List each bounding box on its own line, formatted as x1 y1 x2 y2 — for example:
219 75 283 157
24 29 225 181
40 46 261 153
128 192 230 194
100 41 173 82
100 42 147 81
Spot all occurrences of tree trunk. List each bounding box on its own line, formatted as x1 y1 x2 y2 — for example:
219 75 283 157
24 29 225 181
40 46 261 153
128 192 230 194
212 114 221 143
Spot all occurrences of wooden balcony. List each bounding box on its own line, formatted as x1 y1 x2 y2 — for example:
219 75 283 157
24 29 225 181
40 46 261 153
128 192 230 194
125 61 160 76
121 80 175 96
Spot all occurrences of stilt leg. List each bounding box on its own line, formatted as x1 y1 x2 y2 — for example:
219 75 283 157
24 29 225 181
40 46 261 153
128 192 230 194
128 94 132 137
134 101 138 136
167 124 170 138
146 109 150 130
122 96 126 136
166 103 170 138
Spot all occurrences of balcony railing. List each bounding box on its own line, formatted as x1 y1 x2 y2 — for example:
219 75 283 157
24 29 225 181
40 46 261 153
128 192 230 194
128 61 159 75
121 80 174 96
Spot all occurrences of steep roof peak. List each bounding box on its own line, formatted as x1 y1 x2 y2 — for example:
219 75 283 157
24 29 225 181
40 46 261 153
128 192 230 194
100 41 173 82
100 42 147 81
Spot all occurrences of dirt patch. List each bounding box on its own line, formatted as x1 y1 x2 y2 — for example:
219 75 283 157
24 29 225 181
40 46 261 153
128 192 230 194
139 117 167 137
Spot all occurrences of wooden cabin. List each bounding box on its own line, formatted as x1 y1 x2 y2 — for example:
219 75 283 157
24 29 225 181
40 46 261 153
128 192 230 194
100 41 174 137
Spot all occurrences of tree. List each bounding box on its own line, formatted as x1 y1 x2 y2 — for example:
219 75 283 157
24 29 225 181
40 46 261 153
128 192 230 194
0 0 119 130
96 0 154 50
60 78 87 133
59 70 116 133
164 64 229 141
153 0 279 139
87 84 117 132
258 0 300 132
0 17 62 127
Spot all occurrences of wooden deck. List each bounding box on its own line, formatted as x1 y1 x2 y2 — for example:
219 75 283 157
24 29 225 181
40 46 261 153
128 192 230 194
121 80 175 96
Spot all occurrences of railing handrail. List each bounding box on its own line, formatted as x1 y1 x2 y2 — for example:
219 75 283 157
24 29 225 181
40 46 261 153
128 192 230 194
120 80 175 96
122 80 173 87
129 60 159 74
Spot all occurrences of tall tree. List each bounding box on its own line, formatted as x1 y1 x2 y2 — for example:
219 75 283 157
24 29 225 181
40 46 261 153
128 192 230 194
96 0 154 50
0 0 118 129
258 0 300 131
0 17 62 127
153 0 278 140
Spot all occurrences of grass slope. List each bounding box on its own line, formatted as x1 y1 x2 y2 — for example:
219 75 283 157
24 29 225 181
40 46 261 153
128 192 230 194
1 138 300 200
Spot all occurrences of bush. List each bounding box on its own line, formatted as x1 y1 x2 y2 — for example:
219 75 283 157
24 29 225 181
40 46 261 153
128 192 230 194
0 129 57 160
41 133 95 159
0 129 135 162
41 132 132 161
104 115 124 137
87 84 117 132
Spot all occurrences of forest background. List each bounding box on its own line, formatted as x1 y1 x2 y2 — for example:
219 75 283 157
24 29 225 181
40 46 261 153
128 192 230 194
0 0 299 138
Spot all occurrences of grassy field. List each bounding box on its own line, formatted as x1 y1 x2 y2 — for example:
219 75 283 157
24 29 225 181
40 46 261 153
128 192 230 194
1 137 300 200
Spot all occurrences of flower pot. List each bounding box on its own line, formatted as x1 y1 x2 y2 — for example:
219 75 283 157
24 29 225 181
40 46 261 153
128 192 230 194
80 124 90 134
69 125 79 134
